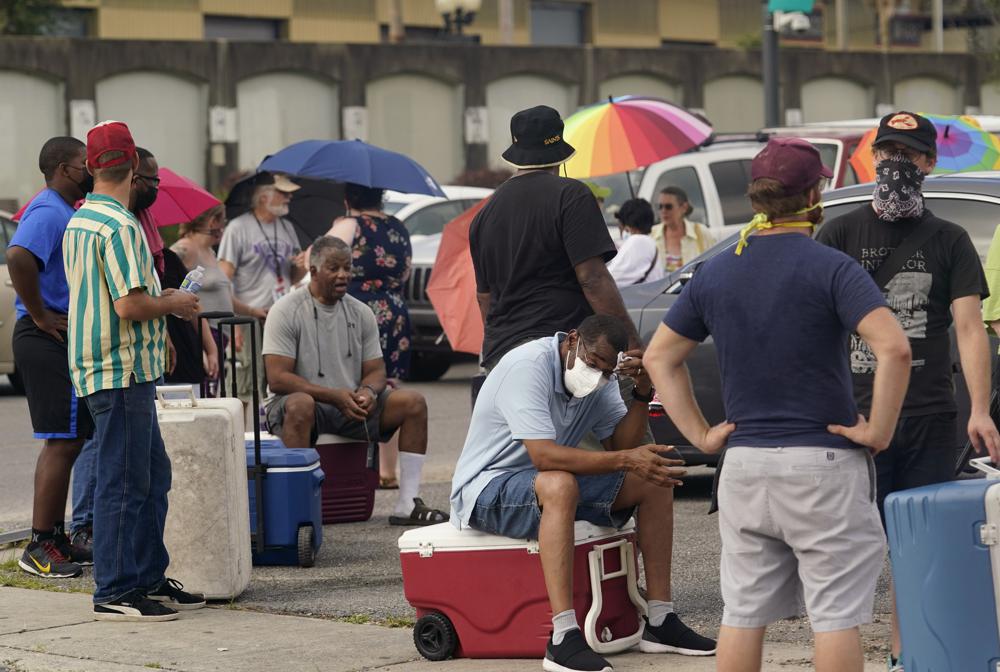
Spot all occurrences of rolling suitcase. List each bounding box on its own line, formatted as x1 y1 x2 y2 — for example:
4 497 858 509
399 520 646 661
156 384 251 600
885 457 1000 671
245 432 324 567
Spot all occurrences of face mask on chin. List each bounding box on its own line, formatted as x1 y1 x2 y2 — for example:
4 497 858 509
133 186 158 212
564 340 611 398
872 153 925 222
74 172 94 197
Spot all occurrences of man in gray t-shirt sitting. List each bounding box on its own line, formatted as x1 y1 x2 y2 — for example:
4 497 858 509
262 236 447 526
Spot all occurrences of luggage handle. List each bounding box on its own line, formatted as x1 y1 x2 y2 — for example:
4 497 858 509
970 457 1000 479
156 384 198 408
583 538 648 655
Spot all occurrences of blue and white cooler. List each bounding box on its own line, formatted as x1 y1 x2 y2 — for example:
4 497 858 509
245 432 324 567
885 457 1000 670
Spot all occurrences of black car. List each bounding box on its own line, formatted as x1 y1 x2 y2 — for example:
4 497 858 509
622 174 1000 466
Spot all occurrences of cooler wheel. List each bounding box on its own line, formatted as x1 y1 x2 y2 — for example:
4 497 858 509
413 612 457 661
297 525 316 567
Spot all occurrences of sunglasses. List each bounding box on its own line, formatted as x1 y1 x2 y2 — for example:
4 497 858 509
658 203 675 210
135 173 161 186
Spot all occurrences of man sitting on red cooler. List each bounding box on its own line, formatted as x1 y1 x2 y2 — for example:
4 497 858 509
262 235 447 526
450 315 715 672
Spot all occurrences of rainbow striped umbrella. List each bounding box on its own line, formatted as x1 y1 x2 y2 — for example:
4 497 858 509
849 113 1000 183
563 96 713 181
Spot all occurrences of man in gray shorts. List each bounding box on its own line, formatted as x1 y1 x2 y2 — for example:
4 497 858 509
643 138 913 672
262 236 447 526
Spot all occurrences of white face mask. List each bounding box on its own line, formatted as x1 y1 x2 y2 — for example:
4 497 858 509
564 340 610 398
620 229 631 241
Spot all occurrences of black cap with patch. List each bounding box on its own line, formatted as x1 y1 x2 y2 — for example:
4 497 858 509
874 111 937 155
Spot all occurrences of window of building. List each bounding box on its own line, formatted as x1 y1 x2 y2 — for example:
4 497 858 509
530 1 587 46
204 15 283 41
42 8 92 37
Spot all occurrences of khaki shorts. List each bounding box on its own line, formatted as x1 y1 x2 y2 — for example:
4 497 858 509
718 446 886 633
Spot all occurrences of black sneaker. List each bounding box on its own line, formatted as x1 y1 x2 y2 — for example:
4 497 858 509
18 540 82 579
55 530 92 567
94 591 178 622
147 578 206 611
543 629 612 672
639 613 716 656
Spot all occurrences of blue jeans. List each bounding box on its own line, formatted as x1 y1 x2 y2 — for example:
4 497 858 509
71 437 97 533
85 382 172 604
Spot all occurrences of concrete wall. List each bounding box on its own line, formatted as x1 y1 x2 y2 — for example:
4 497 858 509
598 74 680 103
801 76 874 123
0 36 988 206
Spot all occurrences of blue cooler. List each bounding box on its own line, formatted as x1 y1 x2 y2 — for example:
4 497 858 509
246 434 324 567
885 458 1000 671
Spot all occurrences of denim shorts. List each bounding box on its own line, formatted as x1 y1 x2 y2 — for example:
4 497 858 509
469 469 633 541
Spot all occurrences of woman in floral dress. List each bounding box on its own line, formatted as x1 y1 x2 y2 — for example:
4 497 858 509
326 183 412 487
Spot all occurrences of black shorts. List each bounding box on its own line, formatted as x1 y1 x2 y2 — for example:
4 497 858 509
12 316 94 440
265 389 397 446
875 411 957 522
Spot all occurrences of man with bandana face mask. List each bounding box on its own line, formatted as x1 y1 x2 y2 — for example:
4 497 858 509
818 111 1000 671
450 315 714 672
8 136 97 579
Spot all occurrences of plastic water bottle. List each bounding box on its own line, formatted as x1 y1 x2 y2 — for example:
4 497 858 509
171 266 204 318
179 266 205 294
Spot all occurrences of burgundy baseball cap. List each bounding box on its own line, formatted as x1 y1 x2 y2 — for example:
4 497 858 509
86 121 136 171
751 137 832 196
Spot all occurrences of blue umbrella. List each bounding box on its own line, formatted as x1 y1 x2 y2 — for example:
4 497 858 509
258 139 446 197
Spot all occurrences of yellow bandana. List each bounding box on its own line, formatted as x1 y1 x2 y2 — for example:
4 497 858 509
734 202 822 256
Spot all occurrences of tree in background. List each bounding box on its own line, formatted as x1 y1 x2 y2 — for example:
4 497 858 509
0 0 57 35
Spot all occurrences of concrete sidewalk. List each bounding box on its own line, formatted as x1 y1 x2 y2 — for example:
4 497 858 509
0 587 886 672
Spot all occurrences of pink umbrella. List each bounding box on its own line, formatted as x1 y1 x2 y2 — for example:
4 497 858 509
150 167 221 226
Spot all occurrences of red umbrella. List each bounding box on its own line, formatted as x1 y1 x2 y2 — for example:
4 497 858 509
425 198 489 355
150 167 221 226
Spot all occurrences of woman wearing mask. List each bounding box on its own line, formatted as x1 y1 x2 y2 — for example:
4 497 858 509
651 186 715 272
606 198 665 287
325 183 412 489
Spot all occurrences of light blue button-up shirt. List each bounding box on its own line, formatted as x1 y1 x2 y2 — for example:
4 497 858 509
450 333 627 529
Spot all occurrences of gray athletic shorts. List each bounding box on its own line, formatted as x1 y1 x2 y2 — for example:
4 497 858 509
718 446 886 633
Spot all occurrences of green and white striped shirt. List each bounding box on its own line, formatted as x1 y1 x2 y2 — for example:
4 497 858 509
63 193 166 397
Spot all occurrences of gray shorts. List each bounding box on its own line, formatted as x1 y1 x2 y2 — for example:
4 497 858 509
265 389 395 446
718 446 886 633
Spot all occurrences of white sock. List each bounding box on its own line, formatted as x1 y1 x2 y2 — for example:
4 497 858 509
551 609 578 645
647 600 674 627
394 451 425 515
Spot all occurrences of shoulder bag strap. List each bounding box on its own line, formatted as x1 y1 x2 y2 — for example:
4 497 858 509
636 250 659 285
871 215 945 290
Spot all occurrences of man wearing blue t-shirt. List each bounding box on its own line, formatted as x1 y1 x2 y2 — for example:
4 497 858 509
8 136 95 579
643 138 912 672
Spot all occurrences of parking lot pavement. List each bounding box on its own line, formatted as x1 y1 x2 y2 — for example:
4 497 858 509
0 361 893 660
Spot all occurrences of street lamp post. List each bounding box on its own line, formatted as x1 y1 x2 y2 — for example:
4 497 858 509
436 0 482 38
762 1 780 128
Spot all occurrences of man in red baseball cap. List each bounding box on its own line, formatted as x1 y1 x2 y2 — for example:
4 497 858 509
818 112 1000 670
643 137 912 672
63 120 202 622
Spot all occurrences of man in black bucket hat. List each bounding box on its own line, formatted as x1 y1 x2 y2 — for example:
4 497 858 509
471 105 640 369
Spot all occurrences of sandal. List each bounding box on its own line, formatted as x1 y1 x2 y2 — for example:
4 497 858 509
389 497 450 526
379 477 399 490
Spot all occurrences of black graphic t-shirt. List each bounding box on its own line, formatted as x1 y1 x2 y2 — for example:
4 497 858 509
817 205 988 416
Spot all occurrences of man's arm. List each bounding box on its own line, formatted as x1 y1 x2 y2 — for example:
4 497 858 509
7 246 66 341
574 257 641 349
218 259 267 319
642 323 735 453
476 292 490 325
828 307 912 453
954 295 1000 461
265 353 366 420
523 438 684 487
604 362 654 451
114 287 199 322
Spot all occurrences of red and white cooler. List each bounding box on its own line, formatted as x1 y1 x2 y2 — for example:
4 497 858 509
399 520 646 661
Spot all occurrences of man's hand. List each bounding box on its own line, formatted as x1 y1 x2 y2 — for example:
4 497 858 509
330 388 367 422
353 387 376 416
968 411 1000 463
615 348 652 391
32 310 68 343
828 414 890 455
623 444 686 487
163 288 200 321
204 350 219 379
252 306 269 322
698 421 737 455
